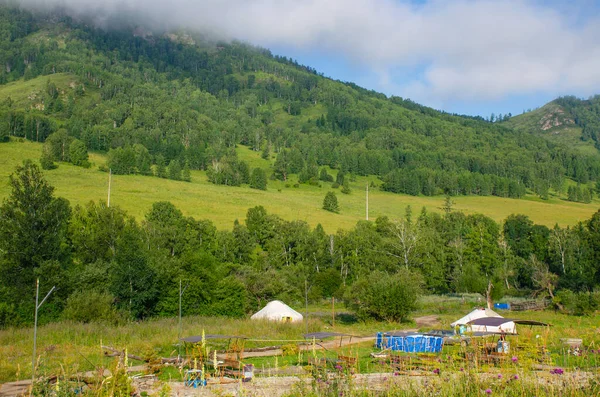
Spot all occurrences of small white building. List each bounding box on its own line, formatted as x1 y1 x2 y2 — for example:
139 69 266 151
250 300 303 323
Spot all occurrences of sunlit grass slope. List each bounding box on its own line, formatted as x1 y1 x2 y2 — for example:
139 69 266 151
506 102 600 158
0 140 598 231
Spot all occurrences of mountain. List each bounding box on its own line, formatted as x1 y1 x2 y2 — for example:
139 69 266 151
505 97 600 158
1 4 599 203
2 3 600 334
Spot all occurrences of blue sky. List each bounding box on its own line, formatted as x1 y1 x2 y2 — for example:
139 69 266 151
264 0 600 117
268 44 559 117
20 0 600 118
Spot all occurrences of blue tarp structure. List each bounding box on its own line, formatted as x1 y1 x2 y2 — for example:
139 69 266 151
376 332 444 353
494 303 510 310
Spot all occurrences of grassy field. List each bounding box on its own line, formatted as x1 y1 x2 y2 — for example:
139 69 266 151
1 295 599 395
1 140 598 232
0 73 82 108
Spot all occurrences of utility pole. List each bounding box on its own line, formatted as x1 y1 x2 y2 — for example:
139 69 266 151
304 279 309 335
178 279 189 359
107 168 112 207
366 183 369 221
32 279 56 387
332 297 335 328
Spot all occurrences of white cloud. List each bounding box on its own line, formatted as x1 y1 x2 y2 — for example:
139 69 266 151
16 0 600 103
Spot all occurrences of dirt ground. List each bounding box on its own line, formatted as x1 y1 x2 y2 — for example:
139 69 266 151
136 370 598 397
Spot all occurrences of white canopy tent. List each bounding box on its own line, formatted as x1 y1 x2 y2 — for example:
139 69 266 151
451 308 516 334
250 300 303 323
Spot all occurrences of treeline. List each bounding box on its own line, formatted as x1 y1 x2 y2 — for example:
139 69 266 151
1 162 600 327
1 5 600 200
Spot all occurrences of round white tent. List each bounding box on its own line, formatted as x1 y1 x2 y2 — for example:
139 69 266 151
451 308 516 334
250 300 303 323
450 308 502 328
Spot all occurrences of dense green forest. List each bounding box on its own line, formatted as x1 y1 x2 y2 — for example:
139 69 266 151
1 4 600 201
1 161 600 326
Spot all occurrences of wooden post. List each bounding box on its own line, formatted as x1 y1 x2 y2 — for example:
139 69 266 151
31 280 55 391
366 183 369 221
305 280 309 335
107 168 112 207
332 297 335 327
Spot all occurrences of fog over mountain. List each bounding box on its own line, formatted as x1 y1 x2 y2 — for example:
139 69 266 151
14 0 600 105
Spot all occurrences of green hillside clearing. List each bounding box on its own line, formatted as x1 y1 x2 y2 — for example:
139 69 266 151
1 140 597 231
506 102 599 157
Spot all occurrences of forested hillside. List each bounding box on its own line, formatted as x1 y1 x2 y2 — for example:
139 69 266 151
1 160 600 327
2 4 600 327
1 4 600 201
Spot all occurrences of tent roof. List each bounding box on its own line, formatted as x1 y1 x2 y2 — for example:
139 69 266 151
451 308 502 327
251 300 303 320
470 318 550 327
469 317 513 327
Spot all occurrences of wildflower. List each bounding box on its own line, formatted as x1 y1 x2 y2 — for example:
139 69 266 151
485 388 492 394
459 367 464 372
433 368 440 375
511 356 518 363
383 377 387 381
550 368 564 375
394 372 399 376
512 375 519 380
335 364 342 371
497 374 502 379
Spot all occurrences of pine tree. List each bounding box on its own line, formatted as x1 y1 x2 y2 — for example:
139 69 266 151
182 162 191 182
319 167 333 182
168 159 182 180
336 171 345 186
40 145 57 170
69 139 90 168
341 180 351 194
155 155 166 178
250 167 267 190
323 191 339 213
443 194 454 213
261 143 270 160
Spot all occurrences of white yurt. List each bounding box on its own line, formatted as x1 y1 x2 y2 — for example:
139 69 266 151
250 300 303 323
451 308 516 334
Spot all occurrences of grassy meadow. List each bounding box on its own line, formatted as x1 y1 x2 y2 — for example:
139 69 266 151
0 140 598 232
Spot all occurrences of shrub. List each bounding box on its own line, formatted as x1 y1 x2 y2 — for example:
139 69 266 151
319 168 334 182
62 290 122 324
555 290 600 315
282 344 300 356
0 302 15 328
341 182 351 194
344 269 423 322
